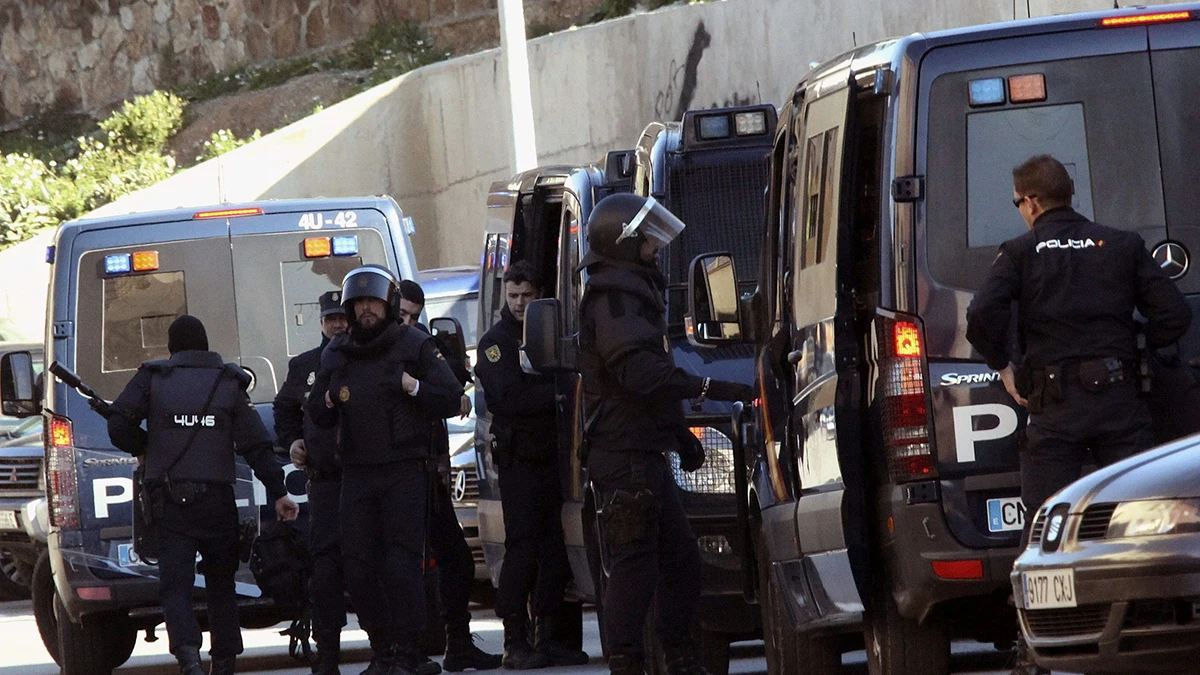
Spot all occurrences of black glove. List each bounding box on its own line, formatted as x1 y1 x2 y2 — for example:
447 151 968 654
706 379 755 402
675 427 705 473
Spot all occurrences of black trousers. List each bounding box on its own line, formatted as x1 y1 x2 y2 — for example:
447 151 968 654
588 450 701 657
1022 378 1154 526
341 463 428 652
307 480 347 636
158 486 242 658
429 477 474 635
495 459 570 620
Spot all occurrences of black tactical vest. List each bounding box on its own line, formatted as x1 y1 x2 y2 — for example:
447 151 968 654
143 353 252 485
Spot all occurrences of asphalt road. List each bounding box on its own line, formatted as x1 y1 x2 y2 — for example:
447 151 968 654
0 598 1059 675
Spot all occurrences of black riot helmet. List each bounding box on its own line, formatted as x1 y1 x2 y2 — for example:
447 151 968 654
579 193 687 269
340 264 400 324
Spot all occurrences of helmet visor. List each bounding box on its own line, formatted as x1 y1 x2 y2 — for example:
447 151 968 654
341 267 397 310
614 196 686 249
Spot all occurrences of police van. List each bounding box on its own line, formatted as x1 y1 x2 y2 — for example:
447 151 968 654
685 5 1200 674
0 197 420 675
479 103 776 674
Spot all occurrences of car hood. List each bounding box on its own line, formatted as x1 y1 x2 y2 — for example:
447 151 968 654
1055 434 1200 511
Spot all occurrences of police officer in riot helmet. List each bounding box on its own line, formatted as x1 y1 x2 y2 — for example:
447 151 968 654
394 278 503 672
475 260 587 670
578 194 754 675
966 155 1191 674
275 291 350 675
108 315 300 675
307 265 466 675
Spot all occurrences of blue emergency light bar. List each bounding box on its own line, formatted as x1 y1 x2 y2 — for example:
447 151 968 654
331 236 359 256
105 254 132 274
969 78 1006 107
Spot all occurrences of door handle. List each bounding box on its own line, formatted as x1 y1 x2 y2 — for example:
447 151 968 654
787 350 803 365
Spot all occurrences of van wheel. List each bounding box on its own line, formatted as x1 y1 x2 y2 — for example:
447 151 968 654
420 569 447 656
32 552 60 665
865 588 949 675
55 595 136 675
756 536 839 675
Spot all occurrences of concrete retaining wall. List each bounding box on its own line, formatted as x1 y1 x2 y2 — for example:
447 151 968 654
0 0 1176 334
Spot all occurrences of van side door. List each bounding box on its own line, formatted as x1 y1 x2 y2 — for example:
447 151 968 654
788 79 866 613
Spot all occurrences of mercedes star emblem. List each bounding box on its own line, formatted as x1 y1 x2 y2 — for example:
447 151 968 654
453 470 468 502
1153 241 1190 280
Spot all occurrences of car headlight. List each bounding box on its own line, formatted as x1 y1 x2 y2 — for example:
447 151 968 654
1107 498 1200 539
668 427 736 494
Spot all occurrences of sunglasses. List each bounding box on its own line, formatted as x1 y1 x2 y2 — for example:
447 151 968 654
1012 194 1037 208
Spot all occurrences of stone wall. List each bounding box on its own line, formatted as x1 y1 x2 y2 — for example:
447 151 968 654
0 0 597 127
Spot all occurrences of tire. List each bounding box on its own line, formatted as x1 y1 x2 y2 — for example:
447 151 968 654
420 569 447 656
864 588 949 675
32 552 60 665
55 595 112 675
756 536 839 675
0 548 32 600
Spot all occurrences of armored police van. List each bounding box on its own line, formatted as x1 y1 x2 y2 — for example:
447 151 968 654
0 197 420 675
477 103 776 674
685 5 1200 674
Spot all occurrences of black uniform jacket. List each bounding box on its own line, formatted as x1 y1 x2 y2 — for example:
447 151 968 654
108 350 287 502
274 335 341 478
306 321 464 466
475 305 557 460
967 207 1191 370
578 261 706 454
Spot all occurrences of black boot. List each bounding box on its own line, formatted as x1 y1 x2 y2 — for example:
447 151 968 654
361 643 400 675
209 656 236 675
312 631 341 675
533 616 588 666
501 616 550 670
389 644 427 675
174 646 205 675
444 625 502 672
607 653 646 675
663 644 708 675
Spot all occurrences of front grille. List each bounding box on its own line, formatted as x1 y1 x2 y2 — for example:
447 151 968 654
667 427 735 494
0 457 41 493
1078 503 1117 541
1026 604 1111 638
1029 509 1047 546
452 466 480 503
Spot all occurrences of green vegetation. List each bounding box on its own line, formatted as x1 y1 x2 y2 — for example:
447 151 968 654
181 21 451 104
198 128 263 163
0 92 184 250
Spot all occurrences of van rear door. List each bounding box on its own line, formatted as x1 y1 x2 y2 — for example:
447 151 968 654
918 26 1166 546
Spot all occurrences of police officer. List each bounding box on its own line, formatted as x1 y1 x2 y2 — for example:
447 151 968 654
108 315 300 675
577 194 753 675
475 261 587 670
395 279 503 672
275 291 349 675
967 155 1191 530
307 266 465 675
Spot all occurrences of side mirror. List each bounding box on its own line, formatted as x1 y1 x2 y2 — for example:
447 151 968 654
686 253 745 346
522 298 577 373
430 317 469 368
1 351 39 417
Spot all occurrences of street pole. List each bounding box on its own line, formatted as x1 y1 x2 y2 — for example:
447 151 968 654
497 0 538 172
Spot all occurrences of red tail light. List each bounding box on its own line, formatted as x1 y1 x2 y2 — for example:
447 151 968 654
47 415 79 528
878 313 936 483
932 559 984 580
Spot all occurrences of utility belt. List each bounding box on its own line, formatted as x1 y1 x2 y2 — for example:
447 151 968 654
490 424 553 467
306 468 342 483
1018 358 1135 414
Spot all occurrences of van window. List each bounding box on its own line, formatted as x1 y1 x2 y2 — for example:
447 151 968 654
966 104 1094 248
102 271 187 372
280 258 363 356
426 294 480 347
923 50 1165 291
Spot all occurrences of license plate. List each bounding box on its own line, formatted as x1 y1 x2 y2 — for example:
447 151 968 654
1023 569 1077 609
0 510 18 531
987 497 1026 532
